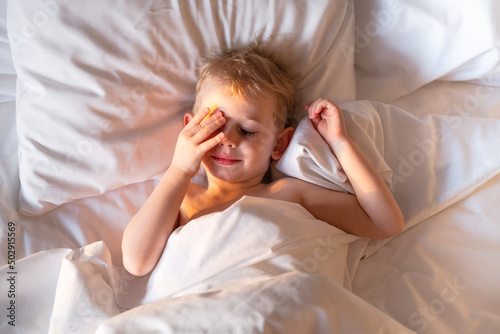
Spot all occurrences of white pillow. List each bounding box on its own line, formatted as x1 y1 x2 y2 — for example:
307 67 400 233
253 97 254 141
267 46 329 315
354 0 500 101
273 102 393 194
7 0 356 215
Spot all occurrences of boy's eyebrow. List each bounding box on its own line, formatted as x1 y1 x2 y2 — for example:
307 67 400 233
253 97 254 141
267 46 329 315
243 119 262 127
241 112 264 124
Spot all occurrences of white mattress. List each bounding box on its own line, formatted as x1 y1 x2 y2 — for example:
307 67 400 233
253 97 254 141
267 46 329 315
1 0 500 333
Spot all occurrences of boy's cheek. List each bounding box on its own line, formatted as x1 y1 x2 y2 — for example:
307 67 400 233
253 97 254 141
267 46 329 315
258 128 279 143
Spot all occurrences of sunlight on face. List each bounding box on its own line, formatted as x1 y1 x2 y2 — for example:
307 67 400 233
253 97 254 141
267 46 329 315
197 82 282 184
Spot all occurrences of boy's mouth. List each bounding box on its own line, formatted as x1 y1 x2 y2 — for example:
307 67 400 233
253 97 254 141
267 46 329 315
212 154 241 166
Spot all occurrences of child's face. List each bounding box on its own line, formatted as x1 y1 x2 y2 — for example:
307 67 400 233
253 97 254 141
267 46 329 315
196 82 288 184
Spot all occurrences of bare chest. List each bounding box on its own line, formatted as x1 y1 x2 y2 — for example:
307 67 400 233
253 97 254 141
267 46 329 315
178 179 297 227
179 195 240 227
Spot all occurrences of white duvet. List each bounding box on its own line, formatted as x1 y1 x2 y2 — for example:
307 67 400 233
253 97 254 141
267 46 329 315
0 196 413 333
2 94 499 333
276 100 500 255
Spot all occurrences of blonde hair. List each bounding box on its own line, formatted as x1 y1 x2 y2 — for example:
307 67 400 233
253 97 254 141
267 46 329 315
193 45 296 129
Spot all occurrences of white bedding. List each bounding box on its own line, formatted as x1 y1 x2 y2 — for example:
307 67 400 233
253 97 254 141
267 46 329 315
7 0 356 216
353 173 500 333
1 0 500 333
2 197 410 333
277 99 500 255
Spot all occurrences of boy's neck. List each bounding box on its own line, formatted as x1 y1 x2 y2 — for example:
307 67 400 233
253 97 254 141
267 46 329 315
205 174 265 199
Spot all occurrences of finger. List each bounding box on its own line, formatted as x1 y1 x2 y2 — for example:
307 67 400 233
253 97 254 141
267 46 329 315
308 99 324 119
309 98 338 119
185 107 211 130
192 112 226 142
198 132 225 152
309 116 320 130
318 98 338 113
201 104 218 123
200 110 224 129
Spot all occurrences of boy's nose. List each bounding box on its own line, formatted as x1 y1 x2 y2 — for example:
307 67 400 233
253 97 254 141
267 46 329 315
219 125 237 148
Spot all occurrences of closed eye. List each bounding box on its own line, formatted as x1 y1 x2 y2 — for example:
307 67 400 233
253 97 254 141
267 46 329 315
239 127 255 137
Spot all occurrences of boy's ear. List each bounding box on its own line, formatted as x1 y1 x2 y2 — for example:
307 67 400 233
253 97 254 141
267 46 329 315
183 113 194 126
271 127 294 160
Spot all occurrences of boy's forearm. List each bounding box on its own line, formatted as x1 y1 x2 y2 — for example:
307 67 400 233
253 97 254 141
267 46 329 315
122 165 191 276
330 138 403 236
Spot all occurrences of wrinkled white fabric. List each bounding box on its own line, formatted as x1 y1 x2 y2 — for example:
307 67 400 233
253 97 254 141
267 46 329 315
0 198 414 333
275 100 500 255
274 101 392 194
141 196 359 305
354 0 500 101
7 0 356 215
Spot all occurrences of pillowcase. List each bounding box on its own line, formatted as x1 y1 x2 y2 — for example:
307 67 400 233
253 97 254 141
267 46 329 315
353 0 500 101
7 0 356 215
273 102 393 193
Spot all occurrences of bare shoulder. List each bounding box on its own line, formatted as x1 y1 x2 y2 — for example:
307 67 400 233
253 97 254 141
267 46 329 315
271 177 337 192
269 178 365 232
265 178 401 238
264 177 334 203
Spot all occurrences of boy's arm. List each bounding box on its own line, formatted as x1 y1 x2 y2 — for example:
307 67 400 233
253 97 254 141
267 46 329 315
122 108 225 276
121 167 191 276
299 99 404 238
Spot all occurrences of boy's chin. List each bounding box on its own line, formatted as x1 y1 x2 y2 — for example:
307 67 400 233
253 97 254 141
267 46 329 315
206 168 266 185
203 160 269 184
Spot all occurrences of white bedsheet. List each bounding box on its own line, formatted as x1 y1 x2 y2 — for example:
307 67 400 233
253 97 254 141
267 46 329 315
0 197 413 333
352 173 500 333
2 0 500 333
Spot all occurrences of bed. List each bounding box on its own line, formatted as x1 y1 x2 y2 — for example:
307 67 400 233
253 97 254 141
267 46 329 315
1 0 499 333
